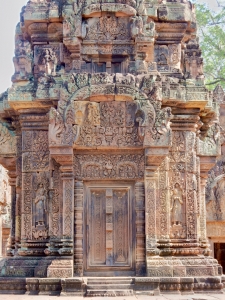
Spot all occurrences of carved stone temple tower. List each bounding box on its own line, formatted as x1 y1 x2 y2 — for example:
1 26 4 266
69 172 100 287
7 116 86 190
0 0 224 296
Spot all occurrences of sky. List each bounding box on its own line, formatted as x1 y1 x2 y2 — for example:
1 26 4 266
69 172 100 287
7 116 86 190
0 0 28 94
0 0 222 94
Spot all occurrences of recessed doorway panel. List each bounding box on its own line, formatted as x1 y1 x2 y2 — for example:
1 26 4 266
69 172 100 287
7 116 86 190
85 183 134 274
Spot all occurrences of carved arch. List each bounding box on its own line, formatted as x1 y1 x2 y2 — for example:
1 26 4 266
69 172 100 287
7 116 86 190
117 161 138 178
67 84 147 102
82 162 102 178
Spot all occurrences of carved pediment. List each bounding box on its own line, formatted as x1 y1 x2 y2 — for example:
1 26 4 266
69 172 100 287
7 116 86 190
48 73 172 149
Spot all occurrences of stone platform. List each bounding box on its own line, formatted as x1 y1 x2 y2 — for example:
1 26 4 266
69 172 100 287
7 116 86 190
0 276 224 296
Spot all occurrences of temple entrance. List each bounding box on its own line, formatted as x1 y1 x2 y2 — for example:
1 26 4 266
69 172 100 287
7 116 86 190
84 182 135 276
214 243 225 273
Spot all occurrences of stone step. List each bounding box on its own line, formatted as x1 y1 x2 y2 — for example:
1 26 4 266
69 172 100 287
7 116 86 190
86 289 134 297
87 278 133 285
87 284 133 290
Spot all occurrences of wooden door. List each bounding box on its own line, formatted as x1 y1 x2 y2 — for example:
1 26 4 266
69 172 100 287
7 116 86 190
85 184 134 274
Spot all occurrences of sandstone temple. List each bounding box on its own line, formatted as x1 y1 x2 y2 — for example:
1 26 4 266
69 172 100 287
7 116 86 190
0 0 225 296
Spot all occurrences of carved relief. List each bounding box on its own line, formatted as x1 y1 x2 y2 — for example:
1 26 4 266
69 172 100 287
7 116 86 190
207 176 225 221
84 15 130 41
49 159 61 238
75 101 142 147
63 179 74 239
171 183 184 225
34 45 61 76
185 39 204 80
0 123 16 155
158 158 170 240
155 45 168 67
32 172 49 240
0 0 222 286
13 38 32 82
22 173 33 240
168 44 181 69
198 123 220 156
74 153 144 180
169 131 187 239
23 131 49 172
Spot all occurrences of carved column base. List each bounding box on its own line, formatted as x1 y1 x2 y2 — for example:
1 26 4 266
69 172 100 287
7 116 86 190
47 259 73 278
6 236 15 257
146 255 222 277
58 239 73 256
44 239 61 256
18 239 46 256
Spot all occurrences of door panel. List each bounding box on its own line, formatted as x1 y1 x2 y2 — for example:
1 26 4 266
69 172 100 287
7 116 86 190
113 190 129 265
90 189 106 265
86 184 133 272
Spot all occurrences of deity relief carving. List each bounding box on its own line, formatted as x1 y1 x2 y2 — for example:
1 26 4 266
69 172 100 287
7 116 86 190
34 45 61 76
170 181 186 239
49 104 78 146
171 183 184 225
185 39 204 80
42 49 58 76
169 131 188 239
34 183 47 227
32 173 49 240
168 44 181 69
155 45 168 67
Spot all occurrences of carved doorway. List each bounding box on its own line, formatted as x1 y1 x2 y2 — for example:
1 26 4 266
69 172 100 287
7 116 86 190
84 182 135 276
214 243 225 273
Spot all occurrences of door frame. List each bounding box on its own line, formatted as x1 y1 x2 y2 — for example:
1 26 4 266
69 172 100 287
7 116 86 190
83 181 136 276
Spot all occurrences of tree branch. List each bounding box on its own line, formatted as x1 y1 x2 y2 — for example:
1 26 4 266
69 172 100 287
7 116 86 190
206 80 221 86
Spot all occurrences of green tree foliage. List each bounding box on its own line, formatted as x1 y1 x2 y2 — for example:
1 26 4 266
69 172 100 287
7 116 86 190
193 1 225 89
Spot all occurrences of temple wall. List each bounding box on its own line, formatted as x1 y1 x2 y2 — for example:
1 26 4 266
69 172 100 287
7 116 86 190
0 0 224 295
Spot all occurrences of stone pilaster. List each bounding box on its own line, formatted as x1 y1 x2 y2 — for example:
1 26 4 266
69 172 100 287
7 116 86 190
145 147 170 275
135 181 145 276
74 181 84 276
47 147 74 278
18 111 50 256
49 146 74 256
200 178 208 244
59 165 74 256
6 172 16 256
